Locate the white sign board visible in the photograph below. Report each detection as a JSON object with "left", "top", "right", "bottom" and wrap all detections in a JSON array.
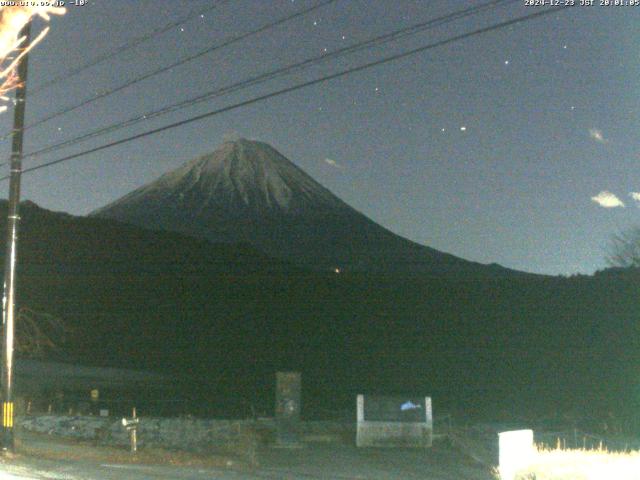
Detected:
[{"left": 356, "top": 395, "right": 433, "bottom": 448}]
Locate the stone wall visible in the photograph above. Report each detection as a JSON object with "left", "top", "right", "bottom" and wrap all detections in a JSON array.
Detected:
[
  {"left": 16, "top": 415, "right": 354, "bottom": 453},
  {"left": 17, "top": 415, "right": 257, "bottom": 454}
]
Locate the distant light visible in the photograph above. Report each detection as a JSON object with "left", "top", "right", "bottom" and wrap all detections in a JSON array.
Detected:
[
  {"left": 441, "top": 128, "right": 445, "bottom": 132},
  {"left": 334, "top": 267, "right": 341, "bottom": 274},
  {"left": 460, "top": 126, "right": 466, "bottom": 132}
]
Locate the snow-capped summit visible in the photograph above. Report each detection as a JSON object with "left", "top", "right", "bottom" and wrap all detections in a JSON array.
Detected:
[
  {"left": 130, "top": 138, "right": 349, "bottom": 215},
  {"left": 91, "top": 139, "right": 519, "bottom": 276}
]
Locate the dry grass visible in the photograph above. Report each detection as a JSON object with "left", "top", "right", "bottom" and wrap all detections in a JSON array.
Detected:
[{"left": 500, "top": 444, "right": 640, "bottom": 480}]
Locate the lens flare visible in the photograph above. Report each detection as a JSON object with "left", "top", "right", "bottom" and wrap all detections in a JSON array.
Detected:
[{"left": 0, "top": 6, "right": 65, "bottom": 106}]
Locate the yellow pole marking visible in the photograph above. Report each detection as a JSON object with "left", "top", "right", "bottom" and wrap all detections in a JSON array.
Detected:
[{"left": 3, "top": 402, "right": 13, "bottom": 428}]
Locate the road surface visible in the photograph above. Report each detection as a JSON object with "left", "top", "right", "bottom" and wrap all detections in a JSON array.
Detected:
[{"left": 0, "top": 433, "right": 493, "bottom": 479}]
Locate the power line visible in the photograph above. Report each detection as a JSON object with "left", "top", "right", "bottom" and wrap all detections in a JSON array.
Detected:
[
  {"left": 0, "top": 5, "right": 570, "bottom": 182},
  {"left": 23, "top": 0, "right": 518, "bottom": 160},
  {"left": 29, "top": 1, "right": 230, "bottom": 95},
  {"left": 13, "top": 5, "right": 567, "bottom": 176},
  {"left": 7, "top": 0, "right": 339, "bottom": 138}
]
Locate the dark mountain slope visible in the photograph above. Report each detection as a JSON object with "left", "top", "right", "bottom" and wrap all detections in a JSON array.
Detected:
[{"left": 9, "top": 200, "right": 292, "bottom": 275}]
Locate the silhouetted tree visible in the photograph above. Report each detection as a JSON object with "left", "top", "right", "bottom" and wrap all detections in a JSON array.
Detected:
[{"left": 607, "top": 227, "right": 640, "bottom": 268}]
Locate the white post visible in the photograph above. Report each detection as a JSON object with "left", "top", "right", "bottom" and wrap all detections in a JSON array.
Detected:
[
  {"left": 498, "top": 429, "right": 534, "bottom": 480},
  {"left": 356, "top": 395, "right": 364, "bottom": 447},
  {"left": 130, "top": 407, "right": 137, "bottom": 453}
]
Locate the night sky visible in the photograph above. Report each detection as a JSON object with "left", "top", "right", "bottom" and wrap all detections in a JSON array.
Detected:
[{"left": 0, "top": 0, "right": 637, "bottom": 276}]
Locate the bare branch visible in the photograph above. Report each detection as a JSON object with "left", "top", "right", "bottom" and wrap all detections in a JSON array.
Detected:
[
  {"left": 15, "top": 306, "right": 71, "bottom": 358},
  {"left": 606, "top": 227, "right": 640, "bottom": 268}
]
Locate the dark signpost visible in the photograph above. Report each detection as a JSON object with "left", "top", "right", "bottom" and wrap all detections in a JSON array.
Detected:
[{"left": 275, "top": 371, "right": 301, "bottom": 448}]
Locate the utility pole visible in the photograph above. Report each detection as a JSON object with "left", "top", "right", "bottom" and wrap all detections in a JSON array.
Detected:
[{"left": 1, "top": 21, "right": 31, "bottom": 452}]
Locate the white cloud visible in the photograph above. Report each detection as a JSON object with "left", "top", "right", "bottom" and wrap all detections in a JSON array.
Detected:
[
  {"left": 589, "top": 128, "right": 608, "bottom": 144},
  {"left": 630, "top": 192, "right": 640, "bottom": 204},
  {"left": 591, "top": 191, "right": 624, "bottom": 208},
  {"left": 324, "top": 158, "right": 343, "bottom": 169}
]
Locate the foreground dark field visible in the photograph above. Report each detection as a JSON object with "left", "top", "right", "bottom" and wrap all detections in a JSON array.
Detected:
[{"left": 31, "top": 271, "right": 639, "bottom": 424}]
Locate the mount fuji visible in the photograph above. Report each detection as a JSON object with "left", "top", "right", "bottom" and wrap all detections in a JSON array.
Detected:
[{"left": 91, "top": 139, "right": 521, "bottom": 277}]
